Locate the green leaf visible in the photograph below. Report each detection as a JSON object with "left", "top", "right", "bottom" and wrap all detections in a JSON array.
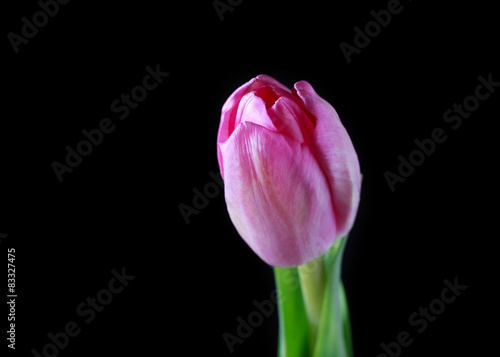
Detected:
[
  {"left": 274, "top": 266, "right": 311, "bottom": 357},
  {"left": 339, "top": 281, "right": 354, "bottom": 357},
  {"left": 313, "top": 235, "right": 353, "bottom": 357},
  {"left": 323, "top": 237, "right": 344, "bottom": 273}
]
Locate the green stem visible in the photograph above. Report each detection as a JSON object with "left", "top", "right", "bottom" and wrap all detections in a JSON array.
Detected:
[{"left": 298, "top": 256, "right": 327, "bottom": 353}]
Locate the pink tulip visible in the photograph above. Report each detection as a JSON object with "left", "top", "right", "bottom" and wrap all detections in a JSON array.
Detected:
[{"left": 217, "top": 75, "right": 361, "bottom": 267}]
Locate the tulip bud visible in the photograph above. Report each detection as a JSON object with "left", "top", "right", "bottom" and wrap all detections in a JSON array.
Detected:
[{"left": 217, "top": 75, "right": 361, "bottom": 267}]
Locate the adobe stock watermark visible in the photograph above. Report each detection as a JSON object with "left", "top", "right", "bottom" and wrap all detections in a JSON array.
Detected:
[
  {"left": 51, "top": 63, "right": 169, "bottom": 182},
  {"left": 178, "top": 170, "right": 224, "bottom": 224},
  {"left": 223, "top": 290, "right": 278, "bottom": 354},
  {"left": 340, "top": 0, "right": 412, "bottom": 64},
  {"left": 7, "top": 0, "right": 71, "bottom": 54},
  {"left": 223, "top": 242, "right": 329, "bottom": 353},
  {"left": 384, "top": 73, "right": 499, "bottom": 192},
  {"left": 375, "top": 277, "right": 467, "bottom": 357},
  {"left": 30, "top": 267, "right": 135, "bottom": 357},
  {"left": 213, "top": 0, "right": 243, "bottom": 22}
]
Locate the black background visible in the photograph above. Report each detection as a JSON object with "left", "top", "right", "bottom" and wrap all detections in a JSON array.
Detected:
[{"left": 1, "top": 0, "right": 498, "bottom": 356}]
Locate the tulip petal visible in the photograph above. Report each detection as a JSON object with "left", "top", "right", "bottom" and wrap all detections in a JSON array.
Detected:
[
  {"left": 268, "top": 98, "right": 304, "bottom": 143},
  {"left": 219, "top": 121, "right": 337, "bottom": 267},
  {"left": 236, "top": 92, "right": 277, "bottom": 132},
  {"left": 217, "top": 75, "right": 291, "bottom": 179},
  {"left": 293, "top": 81, "right": 361, "bottom": 238},
  {"left": 267, "top": 97, "right": 316, "bottom": 143}
]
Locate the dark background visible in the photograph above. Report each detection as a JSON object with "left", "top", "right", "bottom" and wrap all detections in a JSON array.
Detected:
[{"left": 1, "top": 0, "right": 498, "bottom": 356}]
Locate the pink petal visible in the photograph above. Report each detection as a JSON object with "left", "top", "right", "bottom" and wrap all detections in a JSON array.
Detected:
[
  {"left": 267, "top": 97, "right": 316, "bottom": 143},
  {"left": 217, "top": 75, "right": 290, "bottom": 179},
  {"left": 219, "top": 121, "right": 337, "bottom": 267},
  {"left": 236, "top": 92, "right": 276, "bottom": 132},
  {"left": 293, "top": 81, "right": 361, "bottom": 238}
]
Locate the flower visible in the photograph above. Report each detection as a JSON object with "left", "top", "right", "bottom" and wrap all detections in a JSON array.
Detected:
[{"left": 217, "top": 75, "right": 360, "bottom": 267}]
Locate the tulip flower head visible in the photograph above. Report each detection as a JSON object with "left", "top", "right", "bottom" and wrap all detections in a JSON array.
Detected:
[{"left": 217, "top": 75, "right": 360, "bottom": 267}]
